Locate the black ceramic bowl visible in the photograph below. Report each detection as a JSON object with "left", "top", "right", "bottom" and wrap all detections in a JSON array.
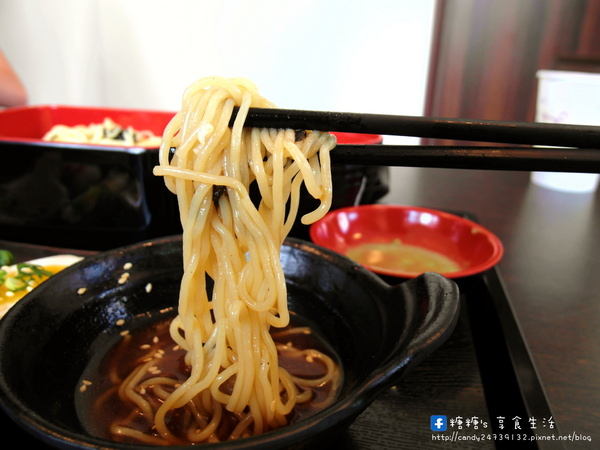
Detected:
[{"left": 0, "top": 236, "right": 459, "bottom": 449}]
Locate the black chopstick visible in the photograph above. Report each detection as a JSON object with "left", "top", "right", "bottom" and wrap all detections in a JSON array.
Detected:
[
  {"left": 330, "top": 145, "right": 600, "bottom": 173},
  {"left": 232, "top": 107, "right": 600, "bottom": 148}
]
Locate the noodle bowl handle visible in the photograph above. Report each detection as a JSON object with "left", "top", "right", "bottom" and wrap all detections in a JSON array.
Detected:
[{"left": 379, "top": 272, "right": 460, "bottom": 383}]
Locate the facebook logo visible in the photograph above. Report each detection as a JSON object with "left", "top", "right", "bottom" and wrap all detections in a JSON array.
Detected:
[{"left": 430, "top": 415, "right": 447, "bottom": 432}]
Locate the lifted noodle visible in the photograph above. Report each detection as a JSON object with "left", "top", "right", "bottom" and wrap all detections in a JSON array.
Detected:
[{"left": 105, "top": 76, "right": 338, "bottom": 444}]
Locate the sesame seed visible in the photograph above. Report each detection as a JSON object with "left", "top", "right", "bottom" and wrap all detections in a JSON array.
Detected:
[
  {"left": 118, "top": 272, "right": 130, "bottom": 284},
  {"left": 77, "top": 287, "right": 87, "bottom": 295},
  {"left": 123, "top": 262, "right": 133, "bottom": 270},
  {"left": 79, "top": 380, "right": 92, "bottom": 392}
]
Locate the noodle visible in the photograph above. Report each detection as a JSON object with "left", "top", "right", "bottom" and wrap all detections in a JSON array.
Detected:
[
  {"left": 43, "top": 117, "right": 162, "bottom": 147},
  {"left": 100, "top": 76, "right": 338, "bottom": 444}
]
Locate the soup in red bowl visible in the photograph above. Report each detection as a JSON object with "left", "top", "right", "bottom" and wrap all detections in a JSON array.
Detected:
[{"left": 310, "top": 204, "right": 503, "bottom": 279}]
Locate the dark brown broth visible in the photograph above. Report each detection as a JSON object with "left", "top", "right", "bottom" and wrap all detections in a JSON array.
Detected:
[{"left": 75, "top": 314, "right": 341, "bottom": 444}]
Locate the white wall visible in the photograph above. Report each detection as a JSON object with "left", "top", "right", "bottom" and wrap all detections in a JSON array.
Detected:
[{"left": 0, "top": 0, "right": 436, "bottom": 201}]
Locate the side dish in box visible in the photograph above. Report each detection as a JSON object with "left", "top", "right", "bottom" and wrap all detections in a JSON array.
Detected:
[
  {"left": 0, "top": 105, "right": 174, "bottom": 148},
  {"left": 0, "top": 105, "right": 182, "bottom": 250}
]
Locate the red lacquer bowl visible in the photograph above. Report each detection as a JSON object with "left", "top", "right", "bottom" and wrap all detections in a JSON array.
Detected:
[{"left": 310, "top": 204, "right": 504, "bottom": 279}]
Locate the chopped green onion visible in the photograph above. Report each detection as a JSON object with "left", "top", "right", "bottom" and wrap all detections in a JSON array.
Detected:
[
  {"left": 0, "top": 250, "right": 14, "bottom": 266},
  {"left": 1, "top": 261, "right": 54, "bottom": 292},
  {"left": 5, "top": 277, "right": 26, "bottom": 292}
]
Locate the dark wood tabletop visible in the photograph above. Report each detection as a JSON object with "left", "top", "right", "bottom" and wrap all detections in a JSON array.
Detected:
[{"left": 383, "top": 167, "right": 599, "bottom": 446}]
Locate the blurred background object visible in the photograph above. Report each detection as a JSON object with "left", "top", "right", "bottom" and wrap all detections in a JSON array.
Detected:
[
  {"left": 0, "top": 0, "right": 434, "bottom": 139},
  {"left": 0, "top": 49, "right": 27, "bottom": 107},
  {"left": 424, "top": 0, "right": 600, "bottom": 146},
  {"left": 0, "top": 105, "right": 178, "bottom": 250},
  {"left": 0, "top": 0, "right": 436, "bottom": 247},
  {"left": 531, "top": 70, "right": 600, "bottom": 193}
]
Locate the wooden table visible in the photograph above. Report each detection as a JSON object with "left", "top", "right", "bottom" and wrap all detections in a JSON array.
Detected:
[{"left": 383, "top": 167, "right": 599, "bottom": 446}]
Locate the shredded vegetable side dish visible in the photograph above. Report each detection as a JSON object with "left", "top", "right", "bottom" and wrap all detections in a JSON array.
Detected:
[{"left": 42, "top": 118, "right": 162, "bottom": 147}]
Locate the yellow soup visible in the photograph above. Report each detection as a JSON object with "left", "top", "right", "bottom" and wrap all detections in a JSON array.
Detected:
[
  {"left": 346, "top": 239, "right": 460, "bottom": 275},
  {"left": 0, "top": 255, "right": 83, "bottom": 318}
]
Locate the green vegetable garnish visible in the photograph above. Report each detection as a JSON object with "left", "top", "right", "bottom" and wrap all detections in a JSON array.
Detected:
[
  {"left": 0, "top": 257, "right": 54, "bottom": 292},
  {"left": 5, "top": 276, "right": 26, "bottom": 291},
  {"left": 0, "top": 250, "right": 14, "bottom": 266}
]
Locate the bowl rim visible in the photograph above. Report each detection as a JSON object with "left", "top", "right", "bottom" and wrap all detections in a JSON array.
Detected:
[{"left": 309, "top": 203, "right": 504, "bottom": 279}]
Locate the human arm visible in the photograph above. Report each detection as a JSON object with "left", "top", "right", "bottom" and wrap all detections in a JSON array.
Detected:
[{"left": 0, "top": 50, "right": 27, "bottom": 107}]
